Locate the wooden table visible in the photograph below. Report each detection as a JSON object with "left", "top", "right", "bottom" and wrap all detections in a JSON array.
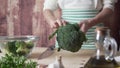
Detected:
[{"left": 28, "top": 47, "right": 96, "bottom": 68}]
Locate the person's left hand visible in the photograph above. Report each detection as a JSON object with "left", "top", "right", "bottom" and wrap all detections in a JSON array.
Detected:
[{"left": 78, "top": 19, "right": 91, "bottom": 33}]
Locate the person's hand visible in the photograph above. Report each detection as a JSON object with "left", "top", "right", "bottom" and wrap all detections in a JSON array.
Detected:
[
  {"left": 78, "top": 19, "right": 91, "bottom": 33},
  {"left": 50, "top": 19, "right": 67, "bottom": 29}
]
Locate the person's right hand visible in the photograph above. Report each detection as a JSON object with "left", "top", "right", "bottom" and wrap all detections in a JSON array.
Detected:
[{"left": 50, "top": 19, "right": 67, "bottom": 29}]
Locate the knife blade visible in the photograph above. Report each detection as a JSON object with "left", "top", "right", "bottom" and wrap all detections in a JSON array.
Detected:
[{"left": 38, "top": 46, "right": 55, "bottom": 59}]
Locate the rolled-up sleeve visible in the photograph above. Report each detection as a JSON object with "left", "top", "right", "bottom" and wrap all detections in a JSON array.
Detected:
[
  {"left": 103, "top": 0, "right": 116, "bottom": 11},
  {"left": 43, "top": 0, "right": 58, "bottom": 11}
]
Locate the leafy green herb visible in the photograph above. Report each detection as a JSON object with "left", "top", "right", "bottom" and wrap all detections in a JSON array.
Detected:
[{"left": 0, "top": 54, "right": 37, "bottom": 68}]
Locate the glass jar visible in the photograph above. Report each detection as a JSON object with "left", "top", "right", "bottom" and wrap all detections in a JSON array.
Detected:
[{"left": 84, "top": 27, "right": 118, "bottom": 68}]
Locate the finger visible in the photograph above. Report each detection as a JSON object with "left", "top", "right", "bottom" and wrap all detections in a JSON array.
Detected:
[
  {"left": 55, "top": 22, "right": 59, "bottom": 28},
  {"left": 53, "top": 22, "right": 59, "bottom": 29},
  {"left": 79, "top": 20, "right": 88, "bottom": 27},
  {"left": 56, "top": 19, "right": 62, "bottom": 26},
  {"left": 62, "top": 20, "right": 68, "bottom": 26},
  {"left": 80, "top": 23, "right": 87, "bottom": 33},
  {"left": 78, "top": 21, "right": 84, "bottom": 27}
]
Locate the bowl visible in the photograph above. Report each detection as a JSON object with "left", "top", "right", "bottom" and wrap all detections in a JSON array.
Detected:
[{"left": 0, "top": 35, "right": 39, "bottom": 57}]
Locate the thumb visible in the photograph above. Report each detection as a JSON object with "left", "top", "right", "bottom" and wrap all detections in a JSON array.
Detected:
[
  {"left": 78, "top": 21, "right": 84, "bottom": 28},
  {"left": 79, "top": 23, "right": 87, "bottom": 33}
]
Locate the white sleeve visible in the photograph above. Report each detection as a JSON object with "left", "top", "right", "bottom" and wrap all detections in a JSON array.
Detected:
[
  {"left": 43, "top": 0, "right": 58, "bottom": 11},
  {"left": 103, "top": 0, "right": 116, "bottom": 11}
]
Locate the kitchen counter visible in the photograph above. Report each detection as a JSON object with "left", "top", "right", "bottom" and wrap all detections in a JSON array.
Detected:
[
  {"left": 28, "top": 47, "right": 96, "bottom": 68},
  {"left": 0, "top": 47, "right": 120, "bottom": 68}
]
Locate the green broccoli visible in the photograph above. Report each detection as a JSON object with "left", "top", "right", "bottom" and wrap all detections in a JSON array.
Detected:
[
  {"left": 6, "top": 41, "right": 17, "bottom": 55},
  {"left": 26, "top": 41, "right": 34, "bottom": 49},
  {"left": 16, "top": 48, "right": 30, "bottom": 56},
  {"left": 4, "top": 40, "right": 33, "bottom": 56},
  {"left": 49, "top": 23, "right": 87, "bottom": 52},
  {"left": 15, "top": 41, "right": 26, "bottom": 48}
]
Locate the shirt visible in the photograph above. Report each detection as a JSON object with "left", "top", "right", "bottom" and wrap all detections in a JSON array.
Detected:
[{"left": 43, "top": 0, "right": 116, "bottom": 11}]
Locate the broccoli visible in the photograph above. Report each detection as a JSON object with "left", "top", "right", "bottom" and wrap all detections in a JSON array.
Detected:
[
  {"left": 4, "top": 40, "right": 34, "bottom": 56},
  {"left": 15, "top": 41, "right": 26, "bottom": 48},
  {"left": 49, "top": 23, "right": 87, "bottom": 52},
  {"left": 6, "top": 41, "right": 17, "bottom": 55},
  {"left": 26, "top": 41, "right": 34, "bottom": 49},
  {"left": 16, "top": 48, "right": 30, "bottom": 56}
]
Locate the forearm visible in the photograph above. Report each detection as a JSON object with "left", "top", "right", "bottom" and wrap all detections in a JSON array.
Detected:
[
  {"left": 43, "top": 9, "right": 66, "bottom": 28},
  {"left": 43, "top": 9, "right": 57, "bottom": 24},
  {"left": 89, "top": 8, "right": 113, "bottom": 27}
]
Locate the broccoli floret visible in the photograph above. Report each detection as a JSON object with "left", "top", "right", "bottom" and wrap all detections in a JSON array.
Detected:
[
  {"left": 26, "top": 41, "right": 34, "bottom": 49},
  {"left": 4, "top": 40, "right": 32, "bottom": 56},
  {"left": 16, "top": 48, "right": 30, "bottom": 56},
  {"left": 15, "top": 41, "right": 26, "bottom": 48},
  {"left": 6, "top": 41, "right": 17, "bottom": 55}
]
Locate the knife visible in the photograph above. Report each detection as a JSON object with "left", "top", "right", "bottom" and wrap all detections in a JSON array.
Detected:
[{"left": 38, "top": 46, "right": 55, "bottom": 59}]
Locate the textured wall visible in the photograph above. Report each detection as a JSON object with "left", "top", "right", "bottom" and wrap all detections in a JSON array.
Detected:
[
  {"left": 0, "top": 0, "right": 7, "bottom": 36},
  {"left": 0, "top": 0, "right": 55, "bottom": 47}
]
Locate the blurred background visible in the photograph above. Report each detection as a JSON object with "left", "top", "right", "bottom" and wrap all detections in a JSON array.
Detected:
[{"left": 0, "top": 0, "right": 120, "bottom": 49}]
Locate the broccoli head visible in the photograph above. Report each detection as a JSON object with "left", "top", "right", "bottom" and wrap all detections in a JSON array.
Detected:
[{"left": 49, "top": 23, "right": 87, "bottom": 52}]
